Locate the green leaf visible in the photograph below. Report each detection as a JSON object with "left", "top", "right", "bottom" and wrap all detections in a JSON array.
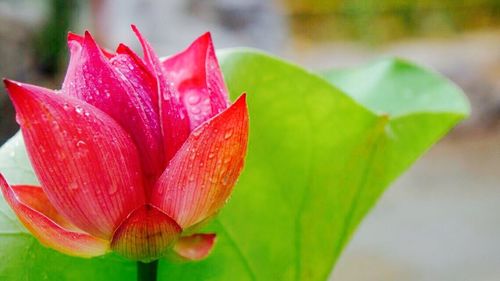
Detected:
[{"left": 0, "top": 50, "right": 468, "bottom": 280}]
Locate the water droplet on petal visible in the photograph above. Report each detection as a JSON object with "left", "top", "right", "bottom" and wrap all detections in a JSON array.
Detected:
[
  {"left": 190, "top": 107, "right": 201, "bottom": 114},
  {"left": 108, "top": 185, "right": 118, "bottom": 195},
  {"left": 208, "top": 152, "right": 215, "bottom": 159},
  {"left": 69, "top": 182, "right": 79, "bottom": 190},
  {"left": 75, "top": 106, "right": 84, "bottom": 115},
  {"left": 187, "top": 94, "right": 200, "bottom": 105},
  {"left": 192, "top": 128, "right": 202, "bottom": 137},
  {"left": 76, "top": 140, "right": 86, "bottom": 148},
  {"left": 224, "top": 129, "right": 233, "bottom": 139}
]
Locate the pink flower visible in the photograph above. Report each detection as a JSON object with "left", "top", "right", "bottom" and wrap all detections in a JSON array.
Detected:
[{"left": 0, "top": 25, "right": 248, "bottom": 262}]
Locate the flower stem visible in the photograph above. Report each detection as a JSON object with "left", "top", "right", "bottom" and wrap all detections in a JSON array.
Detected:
[{"left": 137, "top": 260, "right": 158, "bottom": 281}]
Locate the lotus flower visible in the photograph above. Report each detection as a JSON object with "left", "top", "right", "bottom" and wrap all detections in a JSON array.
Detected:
[{"left": 0, "top": 26, "right": 249, "bottom": 262}]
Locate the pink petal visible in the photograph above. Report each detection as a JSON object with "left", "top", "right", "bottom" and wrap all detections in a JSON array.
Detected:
[
  {"left": 131, "top": 25, "right": 191, "bottom": 163},
  {"left": 151, "top": 94, "right": 249, "bottom": 228},
  {"left": 67, "top": 32, "right": 115, "bottom": 59},
  {"left": 172, "top": 233, "right": 216, "bottom": 261},
  {"left": 63, "top": 31, "right": 165, "bottom": 187},
  {"left": 162, "top": 32, "right": 229, "bottom": 129},
  {"left": 5, "top": 80, "right": 145, "bottom": 239},
  {"left": 111, "top": 204, "right": 181, "bottom": 262},
  {"left": 113, "top": 43, "right": 159, "bottom": 113},
  {"left": 0, "top": 174, "right": 109, "bottom": 258}
]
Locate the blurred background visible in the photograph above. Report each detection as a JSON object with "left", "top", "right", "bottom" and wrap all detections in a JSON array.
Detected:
[{"left": 0, "top": 0, "right": 499, "bottom": 280}]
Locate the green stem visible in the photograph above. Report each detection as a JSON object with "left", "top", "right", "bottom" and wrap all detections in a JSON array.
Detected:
[{"left": 137, "top": 260, "right": 158, "bottom": 281}]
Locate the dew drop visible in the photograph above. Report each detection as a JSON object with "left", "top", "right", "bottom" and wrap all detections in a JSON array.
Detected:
[
  {"left": 187, "top": 94, "right": 200, "bottom": 105},
  {"left": 190, "top": 106, "right": 201, "bottom": 114},
  {"left": 108, "top": 185, "right": 118, "bottom": 195},
  {"left": 75, "top": 106, "right": 84, "bottom": 115},
  {"left": 224, "top": 129, "right": 233, "bottom": 139},
  {"left": 208, "top": 152, "right": 215, "bottom": 159},
  {"left": 15, "top": 114, "right": 24, "bottom": 126},
  {"left": 69, "top": 182, "right": 79, "bottom": 190},
  {"left": 192, "top": 128, "right": 202, "bottom": 137},
  {"left": 76, "top": 140, "right": 86, "bottom": 148}
]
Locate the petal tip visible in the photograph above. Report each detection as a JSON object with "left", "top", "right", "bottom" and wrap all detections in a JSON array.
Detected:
[{"left": 173, "top": 233, "right": 217, "bottom": 261}]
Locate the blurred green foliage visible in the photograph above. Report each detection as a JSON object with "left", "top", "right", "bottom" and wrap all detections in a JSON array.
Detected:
[
  {"left": 284, "top": 0, "right": 500, "bottom": 43},
  {"left": 33, "top": 0, "right": 77, "bottom": 76}
]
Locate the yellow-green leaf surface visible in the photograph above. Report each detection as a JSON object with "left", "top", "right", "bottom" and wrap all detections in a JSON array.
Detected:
[{"left": 0, "top": 50, "right": 469, "bottom": 280}]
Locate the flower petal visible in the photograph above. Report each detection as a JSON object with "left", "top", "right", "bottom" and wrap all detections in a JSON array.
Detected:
[
  {"left": 5, "top": 80, "right": 145, "bottom": 239},
  {"left": 113, "top": 43, "right": 159, "bottom": 113},
  {"left": 151, "top": 94, "right": 249, "bottom": 228},
  {"left": 131, "top": 25, "right": 191, "bottom": 162},
  {"left": 0, "top": 174, "right": 109, "bottom": 258},
  {"left": 111, "top": 204, "right": 181, "bottom": 262},
  {"left": 172, "top": 233, "right": 216, "bottom": 261},
  {"left": 9, "top": 184, "right": 77, "bottom": 230},
  {"left": 162, "top": 32, "right": 229, "bottom": 129},
  {"left": 67, "top": 32, "right": 115, "bottom": 58},
  {"left": 63, "top": 31, "right": 165, "bottom": 186}
]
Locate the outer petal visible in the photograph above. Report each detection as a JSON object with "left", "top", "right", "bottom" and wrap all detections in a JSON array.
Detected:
[
  {"left": 0, "top": 175, "right": 109, "bottom": 258},
  {"left": 151, "top": 94, "right": 249, "bottom": 228},
  {"left": 111, "top": 204, "right": 181, "bottom": 262},
  {"left": 5, "top": 80, "right": 145, "bottom": 239},
  {"left": 131, "top": 25, "right": 191, "bottom": 163},
  {"left": 9, "top": 184, "right": 77, "bottom": 231},
  {"left": 63, "top": 31, "right": 164, "bottom": 185},
  {"left": 162, "top": 32, "right": 229, "bottom": 129},
  {"left": 172, "top": 233, "right": 216, "bottom": 261}
]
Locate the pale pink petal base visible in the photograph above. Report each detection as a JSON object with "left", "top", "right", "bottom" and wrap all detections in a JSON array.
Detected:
[
  {"left": 172, "top": 233, "right": 216, "bottom": 261},
  {"left": 0, "top": 174, "right": 109, "bottom": 258},
  {"left": 9, "top": 184, "right": 79, "bottom": 231},
  {"left": 111, "top": 204, "right": 182, "bottom": 262}
]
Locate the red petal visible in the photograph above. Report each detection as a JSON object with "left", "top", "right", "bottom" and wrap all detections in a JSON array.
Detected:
[
  {"left": 131, "top": 25, "right": 191, "bottom": 163},
  {"left": 111, "top": 204, "right": 181, "bottom": 262},
  {"left": 63, "top": 31, "right": 165, "bottom": 186},
  {"left": 0, "top": 174, "right": 109, "bottom": 258},
  {"left": 162, "top": 32, "right": 229, "bottom": 129},
  {"left": 151, "top": 94, "right": 249, "bottom": 228},
  {"left": 172, "top": 233, "right": 216, "bottom": 261},
  {"left": 5, "top": 80, "right": 145, "bottom": 239}
]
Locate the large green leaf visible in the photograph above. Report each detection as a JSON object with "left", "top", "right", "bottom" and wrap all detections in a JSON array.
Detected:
[{"left": 0, "top": 50, "right": 468, "bottom": 281}]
